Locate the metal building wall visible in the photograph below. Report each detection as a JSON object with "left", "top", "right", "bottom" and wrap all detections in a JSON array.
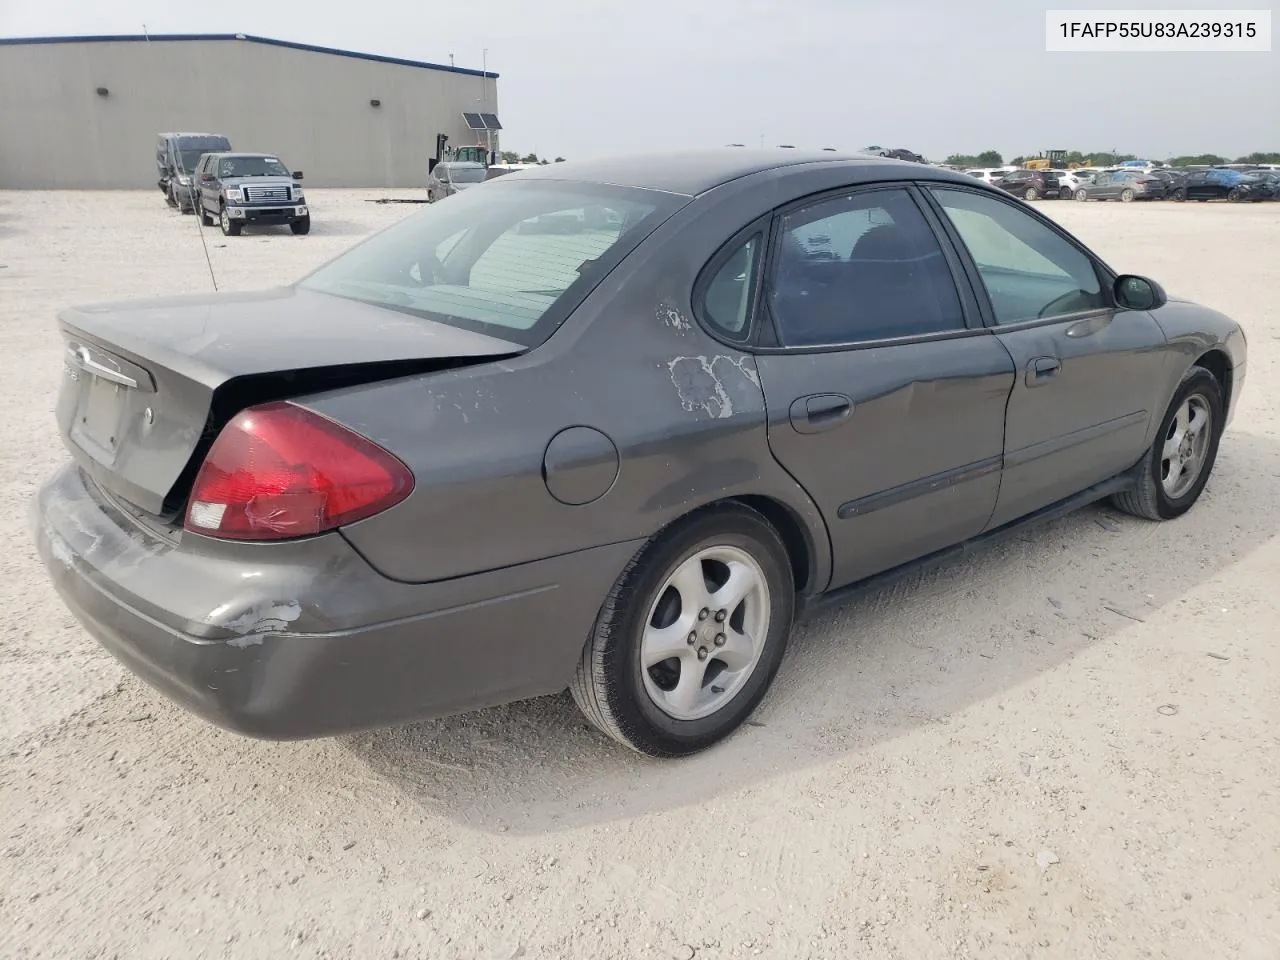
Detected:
[{"left": 0, "top": 37, "right": 500, "bottom": 188}]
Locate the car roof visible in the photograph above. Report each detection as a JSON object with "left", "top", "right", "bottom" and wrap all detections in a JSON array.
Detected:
[
  {"left": 210, "top": 152, "right": 286, "bottom": 160},
  {"left": 160, "top": 133, "right": 230, "bottom": 141},
  {"left": 511, "top": 149, "right": 975, "bottom": 196}
]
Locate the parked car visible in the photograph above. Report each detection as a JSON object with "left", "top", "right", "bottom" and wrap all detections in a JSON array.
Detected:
[
  {"left": 1146, "top": 169, "right": 1186, "bottom": 193},
  {"left": 861, "top": 147, "right": 926, "bottom": 163},
  {"left": 427, "top": 161, "right": 488, "bottom": 201},
  {"left": 1050, "top": 169, "right": 1087, "bottom": 198},
  {"left": 32, "top": 150, "right": 1247, "bottom": 757},
  {"left": 993, "top": 168, "right": 1062, "bottom": 200},
  {"left": 1248, "top": 172, "right": 1280, "bottom": 199},
  {"left": 156, "top": 132, "right": 231, "bottom": 213},
  {"left": 1074, "top": 169, "right": 1168, "bottom": 202},
  {"left": 1171, "top": 167, "right": 1271, "bottom": 202},
  {"left": 964, "top": 167, "right": 1016, "bottom": 185},
  {"left": 194, "top": 152, "right": 309, "bottom": 236}
]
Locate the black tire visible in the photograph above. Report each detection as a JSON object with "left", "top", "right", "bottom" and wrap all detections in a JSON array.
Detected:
[
  {"left": 1024, "top": 187, "right": 1039, "bottom": 201},
  {"left": 1059, "top": 186, "right": 1073, "bottom": 200},
  {"left": 218, "top": 205, "right": 242, "bottom": 237},
  {"left": 1075, "top": 189, "right": 1088, "bottom": 201},
  {"left": 1111, "top": 365, "right": 1223, "bottom": 521},
  {"left": 1172, "top": 188, "right": 1186, "bottom": 202},
  {"left": 571, "top": 502, "right": 795, "bottom": 757},
  {"left": 290, "top": 215, "right": 311, "bottom": 235},
  {"left": 1120, "top": 188, "right": 1135, "bottom": 202},
  {"left": 199, "top": 204, "right": 214, "bottom": 227}
]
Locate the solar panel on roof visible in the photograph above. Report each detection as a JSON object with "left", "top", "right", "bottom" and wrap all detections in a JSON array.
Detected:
[
  {"left": 462, "top": 112, "right": 486, "bottom": 130},
  {"left": 479, "top": 113, "right": 503, "bottom": 130}
]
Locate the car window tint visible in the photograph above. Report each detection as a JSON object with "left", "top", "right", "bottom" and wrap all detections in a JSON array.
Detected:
[
  {"left": 701, "top": 235, "right": 760, "bottom": 339},
  {"left": 931, "top": 187, "right": 1105, "bottom": 325},
  {"left": 768, "top": 188, "right": 965, "bottom": 346}
]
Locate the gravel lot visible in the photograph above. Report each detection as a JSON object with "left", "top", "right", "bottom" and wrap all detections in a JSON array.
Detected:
[{"left": 1, "top": 190, "right": 1278, "bottom": 960}]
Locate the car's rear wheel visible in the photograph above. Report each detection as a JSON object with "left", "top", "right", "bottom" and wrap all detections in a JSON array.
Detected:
[
  {"left": 1172, "top": 188, "right": 1186, "bottom": 202},
  {"left": 290, "top": 215, "right": 311, "bottom": 235},
  {"left": 1111, "top": 365, "right": 1223, "bottom": 521},
  {"left": 1227, "top": 187, "right": 1244, "bottom": 202},
  {"left": 1059, "top": 186, "right": 1073, "bottom": 199},
  {"left": 219, "top": 205, "right": 242, "bottom": 237},
  {"left": 1120, "top": 188, "right": 1135, "bottom": 202},
  {"left": 571, "top": 502, "right": 794, "bottom": 757},
  {"left": 1075, "top": 189, "right": 1088, "bottom": 201},
  {"left": 1024, "top": 186, "right": 1039, "bottom": 201}
]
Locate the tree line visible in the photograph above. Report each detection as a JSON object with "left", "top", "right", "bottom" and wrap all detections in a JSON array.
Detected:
[
  {"left": 499, "top": 152, "right": 566, "bottom": 165},
  {"left": 945, "top": 150, "right": 1280, "bottom": 167}
]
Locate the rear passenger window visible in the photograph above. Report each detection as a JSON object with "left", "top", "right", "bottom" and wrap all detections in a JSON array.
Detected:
[
  {"left": 700, "top": 235, "right": 760, "bottom": 340},
  {"left": 768, "top": 188, "right": 965, "bottom": 347}
]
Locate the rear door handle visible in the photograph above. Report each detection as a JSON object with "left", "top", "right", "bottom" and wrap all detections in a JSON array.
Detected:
[
  {"left": 789, "top": 394, "right": 853, "bottom": 434},
  {"left": 1025, "top": 356, "right": 1061, "bottom": 387}
]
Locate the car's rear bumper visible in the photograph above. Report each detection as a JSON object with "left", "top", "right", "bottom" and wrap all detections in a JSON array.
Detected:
[{"left": 31, "top": 463, "right": 641, "bottom": 739}]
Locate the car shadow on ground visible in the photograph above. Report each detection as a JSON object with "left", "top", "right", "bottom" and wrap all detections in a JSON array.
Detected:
[{"left": 336, "top": 429, "right": 1280, "bottom": 835}]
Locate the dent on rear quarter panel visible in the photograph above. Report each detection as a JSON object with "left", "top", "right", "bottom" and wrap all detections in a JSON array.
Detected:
[{"left": 305, "top": 170, "right": 833, "bottom": 590}]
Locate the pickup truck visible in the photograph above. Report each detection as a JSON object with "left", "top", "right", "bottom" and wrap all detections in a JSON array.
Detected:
[{"left": 193, "top": 152, "right": 309, "bottom": 236}]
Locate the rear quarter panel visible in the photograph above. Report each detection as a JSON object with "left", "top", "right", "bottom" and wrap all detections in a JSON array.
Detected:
[{"left": 301, "top": 169, "right": 854, "bottom": 590}]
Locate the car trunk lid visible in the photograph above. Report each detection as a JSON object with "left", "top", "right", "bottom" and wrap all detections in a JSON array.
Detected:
[{"left": 55, "top": 286, "right": 524, "bottom": 517}]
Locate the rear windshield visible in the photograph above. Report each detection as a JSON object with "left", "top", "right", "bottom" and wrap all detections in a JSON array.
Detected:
[
  {"left": 299, "top": 179, "right": 684, "bottom": 347},
  {"left": 443, "top": 164, "right": 486, "bottom": 184}
]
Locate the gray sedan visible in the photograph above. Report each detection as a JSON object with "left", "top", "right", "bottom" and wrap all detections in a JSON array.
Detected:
[
  {"left": 1075, "top": 169, "right": 1168, "bottom": 201},
  {"left": 33, "top": 151, "right": 1247, "bottom": 757}
]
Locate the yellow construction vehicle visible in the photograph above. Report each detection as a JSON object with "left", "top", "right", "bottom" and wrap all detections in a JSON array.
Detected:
[{"left": 1024, "top": 150, "right": 1068, "bottom": 170}]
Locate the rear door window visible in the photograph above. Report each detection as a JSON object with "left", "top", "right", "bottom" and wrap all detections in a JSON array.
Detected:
[{"left": 768, "top": 188, "right": 965, "bottom": 346}]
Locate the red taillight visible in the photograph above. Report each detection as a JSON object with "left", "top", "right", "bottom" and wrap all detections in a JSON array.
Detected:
[{"left": 184, "top": 401, "right": 414, "bottom": 541}]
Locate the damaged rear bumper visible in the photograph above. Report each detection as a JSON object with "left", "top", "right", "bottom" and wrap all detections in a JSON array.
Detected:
[{"left": 31, "top": 464, "right": 638, "bottom": 739}]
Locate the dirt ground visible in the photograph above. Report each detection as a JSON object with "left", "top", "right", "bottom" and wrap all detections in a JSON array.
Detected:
[{"left": 1, "top": 190, "right": 1277, "bottom": 960}]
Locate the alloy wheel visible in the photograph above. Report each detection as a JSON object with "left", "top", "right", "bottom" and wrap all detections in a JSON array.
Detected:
[
  {"left": 640, "top": 546, "right": 771, "bottom": 721},
  {"left": 1161, "top": 394, "right": 1213, "bottom": 499}
]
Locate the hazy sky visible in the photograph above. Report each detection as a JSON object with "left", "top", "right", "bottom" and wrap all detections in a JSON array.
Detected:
[{"left": 1, "top": 0, "right": 1276, "bottom": 161}]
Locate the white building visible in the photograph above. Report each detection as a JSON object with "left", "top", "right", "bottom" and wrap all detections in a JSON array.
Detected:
[{"left": 0, "top": 33, "right": 503, "bottom": 188}]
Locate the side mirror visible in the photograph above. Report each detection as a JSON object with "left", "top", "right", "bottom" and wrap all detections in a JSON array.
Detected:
[
  {"left": 292, "top": 170, "right": 304, "bottom": 180},
  {"left": 1114, "top": 274, "right": 1167, "bottom": 311}
]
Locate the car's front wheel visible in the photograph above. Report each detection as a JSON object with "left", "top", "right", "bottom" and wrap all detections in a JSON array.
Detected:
[
  {"left": 1059, "top": 186, "right": 1074, "bottom": 199},
  {"left": 1075, "top": 189, "right": 1088, "bottom": 201},
  {"left": 1172, "top": 188, "right": 1187, "bottom": 201},
  {"left": 571, "top": 502, "right": 795, "bottom": 757},
  {"left": 290, "top": 215, "right": 311, "bottom": 235},
  {"left": 219, "top": 205, "right": 242, "bottom": 237},
  {"left": 1112, "top": 365, "right": 1223, "bottom": 521}
]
